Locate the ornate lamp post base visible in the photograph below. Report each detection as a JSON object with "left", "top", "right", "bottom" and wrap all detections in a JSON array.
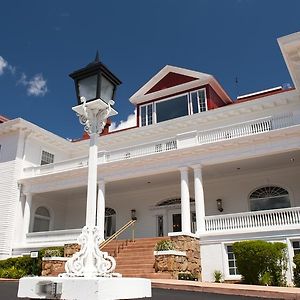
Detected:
[{"left": 61, "top": 226, "right": 120, "bottom": 278}]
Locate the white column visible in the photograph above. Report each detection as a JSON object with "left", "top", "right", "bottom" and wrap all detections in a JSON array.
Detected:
[
  {"left": 180, "top": 167, "right": 191, "bottom": 234},
  {"left": 193, "top": 165, "right": 206, "bottom": 234},
  {"left": 97, "top": 179, "right": 105, "bottom": 241},
  {"left": 86, "top": 133, "right": 98, "bottom": 227},
  {"left": 23, "top": 193, "right": 32, "bottom": 242}
]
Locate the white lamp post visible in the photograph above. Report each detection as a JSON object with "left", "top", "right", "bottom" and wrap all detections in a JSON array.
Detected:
[
  {"left": 64, "top": 53, "right": 121, "bottom": 277},
  {"left": 18, "top": 54, "right": 151, "bottom": 300}
]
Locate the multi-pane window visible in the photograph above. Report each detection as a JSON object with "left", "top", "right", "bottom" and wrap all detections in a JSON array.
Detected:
[
  {"left": 227, "top": 245, "right": 239, "bottom": 275},
  {"left": 293, "top": 241, "right": 300, "bottom": 255},
  {"left": 40, "top": 150, "right": 54, "bottom": 165},
  {"left": 190, "top": 89, "right": 207, "bottom": 113},
  {"left": 140, "top": 103, "right": 153, "bottom": 127},
  {"left": 139, "top": 88, "right": 207, "bottom": 127}
]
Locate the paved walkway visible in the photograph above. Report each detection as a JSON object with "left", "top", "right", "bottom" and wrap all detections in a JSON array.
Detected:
[{"left": 151, "top": 279, "right": 300, "bottom": 299}]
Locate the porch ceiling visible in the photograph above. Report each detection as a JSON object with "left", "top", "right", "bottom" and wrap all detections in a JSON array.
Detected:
[
  {"left": 204, "top": 149, "right": 300, "bottom": 179},
  {"left": 33, "top": 150, "right": 300, "bottom": 198}
]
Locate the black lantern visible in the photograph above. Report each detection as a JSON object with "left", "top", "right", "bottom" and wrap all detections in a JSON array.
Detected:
[
  {"left": 69, "top": 52, "right": 122, "bottom": 105},
  {"left": 216, "top": 199, "right": 223, "bottom": 212}
]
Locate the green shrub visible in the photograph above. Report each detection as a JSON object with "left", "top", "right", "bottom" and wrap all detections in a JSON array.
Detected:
[
  {"left": 40, "top": 247, "right": 64, "bottom": 258},
  {"left": 293, "top": 253, "right": 300, "bottom": 287},
  {"left": 0, "top": 266, "right": 27, "bottom": 279},
  {"left": 39, "top": 246, "right": 64, "bottom": 258},
  {"left": 0, "top": 256, "right": 39, "bottom": 279},
  {"left": 0, "top": 246, "right": 64, "bottom": 279},
  {"left": 155, "top": 240, "right": 174, "bottom": 251},
  {"left": 213, "top": 270, "right": 223, "bottom": 283},
  {"left": 233, "top": 240, "right": 287, "bottom": 286}
]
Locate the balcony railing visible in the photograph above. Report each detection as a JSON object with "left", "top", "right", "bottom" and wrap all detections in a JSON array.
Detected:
[
  {"left": 106, "top": 138, "right": 177, "bottom": 163},
  {"left": 23, "top": 113, "right": 294, "bottom": 178},
  {"left": 198, "top": 113, "right": 293, "bottom": 144},
  {"left": 205, "top": 206, "right": 300, "bottom": 232}
]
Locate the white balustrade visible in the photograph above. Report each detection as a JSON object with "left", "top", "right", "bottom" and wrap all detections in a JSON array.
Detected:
[
  {"left": 205, "top": 206, "right": 300, "bottom": 232},
  {"left": 106, "top": 138, "right": 177, "bottom": 162},
  {"left": 23, "top": 156, "right": 89, "bottom": 176},
  {"left": 26, "top": 228, "right": 82, "bottom": 245},
  {"left": 198, "top": 113, "right": 293, "bottom": 144},
  {"left": 22, "top": 113, "right": 294, "bottom": 178}
]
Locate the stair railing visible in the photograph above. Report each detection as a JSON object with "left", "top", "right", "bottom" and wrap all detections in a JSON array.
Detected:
[{"left": 100, "top": 219, "right": 137, "bottom": 256}]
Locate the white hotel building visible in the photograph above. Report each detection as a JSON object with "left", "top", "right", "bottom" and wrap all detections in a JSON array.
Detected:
[{"left": 1, "top": 31, "right": 300, "bottom": 283}]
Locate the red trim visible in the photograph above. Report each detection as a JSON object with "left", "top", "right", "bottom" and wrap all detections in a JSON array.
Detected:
[
  {"left": 0, "top": 115, "right": 9, "bottom": 123},
  {"left": 235, "top": 88, "right": 295, "bottom": 103},
  {"left": 145, "top": 72, "right": 198, "bottom": 94}
]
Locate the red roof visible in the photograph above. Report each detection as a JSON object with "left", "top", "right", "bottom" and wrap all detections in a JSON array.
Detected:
[
  {"left": 0, "top": 115, "right": 9, "bottom": 123},
  {"left": 235, "top": 87, "right": 295, "bottom": 103}
]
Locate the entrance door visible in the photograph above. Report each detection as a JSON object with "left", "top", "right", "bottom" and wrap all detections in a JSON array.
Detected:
[
  {"left": 172, "top": 213, "right": 182, "bottom": 232},
  {"left": 104, "top": 207, "right": 116, "bottom": 238},
  {"left": 168, "top": 210, "right": 195, "bottom": 233}
]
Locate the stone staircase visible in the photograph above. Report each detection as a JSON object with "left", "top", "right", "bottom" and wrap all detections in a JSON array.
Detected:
[{"left": 102, "top": 237, "right": 172, "bottom": 279}]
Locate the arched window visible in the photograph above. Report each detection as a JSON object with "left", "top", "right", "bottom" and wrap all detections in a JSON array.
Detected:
[
  {"left": 105, "top": 207, "right": 116, "bottom": 238},
  {"left": 249, "top": 186, "right": 290, "bottom": 211},
  {"left": 33, "top": 206, "right": 50, "bottom": 232},
  {"left": 156, "top": 198, "right": 195, "bottom": 207}
]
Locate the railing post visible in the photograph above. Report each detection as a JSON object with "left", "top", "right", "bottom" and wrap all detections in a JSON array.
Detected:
[{"left": 132, "top": 222, "right": 135, "bottom": 242}]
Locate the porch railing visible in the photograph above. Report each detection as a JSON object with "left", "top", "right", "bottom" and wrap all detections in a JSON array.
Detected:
[
  {"left": 205, "top": 206, "right": 300, "bottom": 232},
  {"left": 26, "top": 228, "right": 81, "bottom": 245},
  {"left": 198, "top": 113, "right": 293, "bottom": 145}
]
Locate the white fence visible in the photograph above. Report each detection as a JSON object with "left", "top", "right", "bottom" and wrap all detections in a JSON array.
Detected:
[{"left": 205, "top": 206, "right": 300, "bottom": 232}]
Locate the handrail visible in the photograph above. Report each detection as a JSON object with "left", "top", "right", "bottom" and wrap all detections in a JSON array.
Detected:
[{"left": 100, "top": 219, "right": 136, "bottom": 250}]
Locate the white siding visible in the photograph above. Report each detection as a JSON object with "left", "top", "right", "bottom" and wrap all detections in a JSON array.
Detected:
[{"left": 0, "top": 160, "right": 20, "bottom": 258}]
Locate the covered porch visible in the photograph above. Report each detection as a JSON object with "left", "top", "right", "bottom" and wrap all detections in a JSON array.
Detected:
[{"left": 16, "top": 149, "right": 300, "bottom": 253}]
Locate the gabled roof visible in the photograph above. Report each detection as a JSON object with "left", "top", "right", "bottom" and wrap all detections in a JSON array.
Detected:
[{"left": 130, "top": 65, "right": 232, "bottom": 105}]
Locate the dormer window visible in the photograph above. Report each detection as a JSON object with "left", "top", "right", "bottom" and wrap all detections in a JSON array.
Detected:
[{"left": 139, "top": 88, "right": 207, "bottom": 127}]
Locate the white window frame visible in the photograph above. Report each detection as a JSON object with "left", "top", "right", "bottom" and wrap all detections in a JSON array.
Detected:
[
  {"left": 31, "top": 206, "right": 52, "bottom": 233},
  {"left": 139, "top": 88, "right": 207, "bottom": 127},
  {"left": 189, "top": 88, "right": 207, "bottom": 114},
  {"left": 139, "top": 103, "right": 154, "bottom": 127},
  {"left": 222, "top": 242, "right": 242, "bottom": 281},
  {"left": 248, "top": 185, "right": 291, "bottom": 212}
]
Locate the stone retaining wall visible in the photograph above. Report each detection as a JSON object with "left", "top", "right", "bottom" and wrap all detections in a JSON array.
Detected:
[
  {"left": 154, "top": 235, "right": 201, "bottom": 280},
  {"left": 42, "top": 258, "right": 67, "bottom": 276}
]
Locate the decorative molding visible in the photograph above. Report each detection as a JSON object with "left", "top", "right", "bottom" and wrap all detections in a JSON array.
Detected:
[{"left": 61, "top": 226, "right": 120, "bottom": 278}]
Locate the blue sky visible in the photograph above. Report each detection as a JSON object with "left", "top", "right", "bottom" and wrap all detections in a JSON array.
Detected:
[{"left": 0, "top": 0, "right": 299, "bottom": 139}]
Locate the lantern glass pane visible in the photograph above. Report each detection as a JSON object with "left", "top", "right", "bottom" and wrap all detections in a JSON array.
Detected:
[
  {"left": 78, "top": 75, "right": 98, "bottom": 102},
  {"left": 101, "top": 76, "right": 114, "bottom": 102}
]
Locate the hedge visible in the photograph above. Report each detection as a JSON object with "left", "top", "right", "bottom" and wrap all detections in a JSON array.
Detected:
[
  {"left": 0, "top": 256, "right": 39, "bottom": 279},
  {"left": 0, "top": 246, "right": 64, "bottom": 279},
  {"left": 293, "top": 253, "right": 300, "bottom": 287},
  {"left": 232, "top": 240, "right": 287, "bottom": 286}
]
